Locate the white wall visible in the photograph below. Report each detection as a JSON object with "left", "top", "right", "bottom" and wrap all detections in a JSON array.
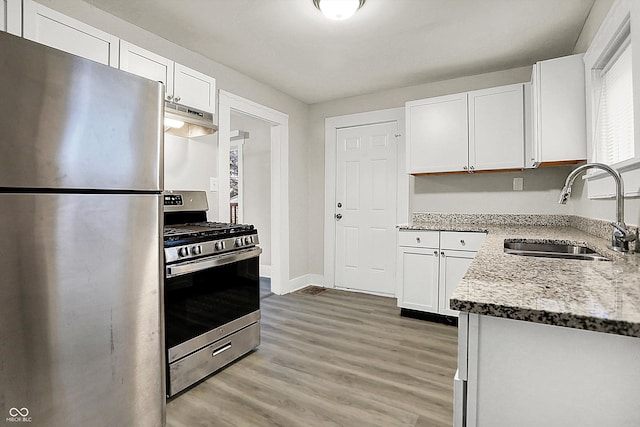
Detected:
[
  {"left": 34, "top": 0, "right": 636, "bottom": 283},
  {"left": 164, "top": 133, "right": 219, "bottom": 220},
  {"left": 230, "top": 112, "right": 272, "bottom": 267},
  {"left": 413, "top": 167, "right": 575, "bottom": 214},
  {"left": 307, "top": 1, "right": 632, "bottom": 277},
  {"left": 308, "top": 66, "right": 533, "bottom": 274},
  {"left": 43, "top": 0, "right": 310, "bottom": 279}
]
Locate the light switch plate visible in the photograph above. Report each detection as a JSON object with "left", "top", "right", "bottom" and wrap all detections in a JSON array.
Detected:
[
  {"left": 209, "top": 177, "right": 218, "bottom": 192},
  {"left": 513, "top": 177, "right": 524, "bottom": 191}
]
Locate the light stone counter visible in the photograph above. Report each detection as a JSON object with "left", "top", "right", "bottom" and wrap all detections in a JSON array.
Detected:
[{"left": 400, "top": 214, "right": 640, "bottom": 337}]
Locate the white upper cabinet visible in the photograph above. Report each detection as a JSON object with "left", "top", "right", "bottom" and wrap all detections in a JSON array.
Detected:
[
  {"left": 406, "top": 83, "right": 525, "bottom": 174},
  {"left": 529, "top": 54, "right": 586, "bottom": 167},
  {"left": 468, "top": 84, "right": 524, "bottom": 171},
  {"left": 406, "top": 93, "right": 468, "bottom": 173},
  {"left": 173, "top": 63, "right": 216, "bottom": 113},
  {"left": 1, "top": 0, "right": 21, "bottom": 35},
  {"left": 23, "top": 0, "right": 119, "bottom": 67},
  {"left": 120, "top": 41, "right": 216, "bottom": 113},
  {"left": 119, "top": 41, "right": 174, "bottom": 97}
]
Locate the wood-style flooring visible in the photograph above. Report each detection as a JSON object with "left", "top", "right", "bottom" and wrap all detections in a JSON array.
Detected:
[{"left": 166, "top": 288, "right": 458, "bottom": 427}]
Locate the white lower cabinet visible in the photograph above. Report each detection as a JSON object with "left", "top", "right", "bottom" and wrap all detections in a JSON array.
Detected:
[
  {"left": 456, "top": 313, "right": 640, "bottom": 427},
  {"left": 439, "top": 250, "right": 475, "bottom": 317},
  {"left": 398, "top": 246, "right": 440, "bottom": 312},
  {"left": 397, "top": 230, "right": 485, "bottom": 317}
]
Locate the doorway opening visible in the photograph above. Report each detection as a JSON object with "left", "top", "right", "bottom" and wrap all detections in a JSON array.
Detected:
[
  {"left": 230, "top": 111, "right": 272, "bottom": 281},
  {"left": 218, "top": 90, "right": 290, "bottom": 295},
  {"left": 229, "top": 129, "right": 248, "bottom": 224}
]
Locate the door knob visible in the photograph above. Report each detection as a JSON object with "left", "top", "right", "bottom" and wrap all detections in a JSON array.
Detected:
[{"left": 335, "top": 213, "right": 343, "bottom": 220}]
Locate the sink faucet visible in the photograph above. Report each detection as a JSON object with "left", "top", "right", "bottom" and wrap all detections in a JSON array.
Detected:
[{"left": 559, "top": 163, "right": 636, "bottom": 252}]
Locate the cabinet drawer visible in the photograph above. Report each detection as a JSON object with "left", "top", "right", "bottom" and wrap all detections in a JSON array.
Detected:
[
  {"left": 440, "top": 231, "right": 486, "bottom": 251},
  {"left": 398, "top": 230, "right": 439, "bottom": 248}
]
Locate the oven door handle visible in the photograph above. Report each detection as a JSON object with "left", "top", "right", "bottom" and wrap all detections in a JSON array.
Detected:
[{"left": 166, "top": 247, "right": 262, "bottom": 277}]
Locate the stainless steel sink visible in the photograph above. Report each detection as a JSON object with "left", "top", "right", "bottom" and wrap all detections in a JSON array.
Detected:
[{"left": 504, "top": 241, "right": 611, "bottom": 261}]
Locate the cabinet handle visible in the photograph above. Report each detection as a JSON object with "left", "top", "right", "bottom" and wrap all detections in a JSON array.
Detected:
[
  {"left": 166, "top": 94, "right": 173, "bottom": 101},
  {"left": 433, "top": 250, "right": 438, "bottom": 256},
  {"left": 460, "top": 239, "right": 466, "bottom": 246},
  {"left": 469, "top": 165, "right": 475, "bottom": 172},
  {"left": 463, "top": 165, "right": 468, "bottom": 171},
  {"left": 174, "top": 96, "right": 181, "bottom": 102},
  {"left": 441, "top": 251, "right": 445, "bottom": 256},
  {"left": 416, "top": 237, "right": 421, "bottom": 243}
]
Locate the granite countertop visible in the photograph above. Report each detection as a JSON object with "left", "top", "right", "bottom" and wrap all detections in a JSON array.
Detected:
[{"left": 400, "top": 214, "right": 640, "bottom": 338}]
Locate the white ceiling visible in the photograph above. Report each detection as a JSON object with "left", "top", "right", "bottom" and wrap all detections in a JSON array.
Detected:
[{"left": 85, "top": 0, "right": 596, "bottom": 104}]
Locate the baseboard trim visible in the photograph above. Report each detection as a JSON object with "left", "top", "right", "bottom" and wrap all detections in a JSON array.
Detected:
[
  {"left": 260, "top": 264, "right": 271, "bottom": 279},
  {"left": 283, "top": 274, "right": 325, "bottom": 295}
]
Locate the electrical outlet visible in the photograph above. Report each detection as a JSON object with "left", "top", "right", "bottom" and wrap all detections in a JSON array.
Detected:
[
  {"left": 209, "top": 177, "right": 218, "bottom": 192},
  {"left": 513, "top": 177, "right": 524, "bottom": 191}
]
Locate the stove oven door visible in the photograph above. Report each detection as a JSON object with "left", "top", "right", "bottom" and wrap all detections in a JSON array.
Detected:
[{"left": 164, "top": 247, "right": 261, "bottom": 395}]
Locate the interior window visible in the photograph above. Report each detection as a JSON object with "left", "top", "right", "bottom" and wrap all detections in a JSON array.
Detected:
[
  {"left": 584, "top": 1, "right": 639, "bottom": 198},
  {"left": 592, "top": 40, "right": 634, "bottom": 165},
  {"left": 230, "top": 147, "right": 239, "bottom": 224}
]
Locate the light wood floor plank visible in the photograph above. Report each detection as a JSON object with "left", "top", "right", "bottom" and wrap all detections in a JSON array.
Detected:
[{"left": 166, "top": 289, "right": 457, "bottom": 427}]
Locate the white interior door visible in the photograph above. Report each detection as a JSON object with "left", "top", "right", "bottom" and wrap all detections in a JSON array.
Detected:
[{"left": 335, "top": 121, "right": 398, "bottom": 295}]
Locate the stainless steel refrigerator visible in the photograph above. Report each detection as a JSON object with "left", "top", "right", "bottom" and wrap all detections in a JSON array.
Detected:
[{"left": 0, "top": 32, "right": 165, "bottom": 426}]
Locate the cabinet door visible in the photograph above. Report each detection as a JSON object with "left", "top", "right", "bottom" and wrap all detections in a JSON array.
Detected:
[
  {"left": 406, "top": 93, "right": 468, "bottom": 173},
  {"left": 439, "top": 249, "right": 475, "bottom": 317},
  {"left": 119, "top": 41, "right": 174, "bottom": 99},
  {"left": 397, "top": 247, "right": 439, "bottom": 313},
  {"left": 173, "top": 63, "right": 216, "bottom": 113},
  {"left": 23, "top": 0, "right": 119, "bottom": 67},
  {"left": 468, "top": 84, "right": 524, "bottom": 171},
  {"left": 1, "top": 0, "right": 21, "bottom": 35},
  {"left": 533, "top": 54, "right": 586, "bottom": 164}
]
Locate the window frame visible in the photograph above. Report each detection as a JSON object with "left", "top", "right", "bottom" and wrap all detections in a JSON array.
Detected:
[
  {"left": 230, "top": 140, "right": 244, "bottom": 223},
  {"left": 584, "top": 0, "right": 640, "bottom": 198}
]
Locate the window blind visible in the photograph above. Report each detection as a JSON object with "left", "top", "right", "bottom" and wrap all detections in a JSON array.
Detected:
[{"left": 594, "top": 42, "right": 634, "bottom": 165}]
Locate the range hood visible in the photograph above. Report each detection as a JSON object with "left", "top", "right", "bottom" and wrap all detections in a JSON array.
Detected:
[{"left": 164, "top": 101, "right": 218, "bottom": 138}]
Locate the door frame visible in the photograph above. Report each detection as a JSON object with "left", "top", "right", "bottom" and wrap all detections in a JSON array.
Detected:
[
  {"left": 323, "top": 108, "right": 409, "bottom": 290},
  {"left": 218, "top": 90, "right": 289, "bottom": 295}
]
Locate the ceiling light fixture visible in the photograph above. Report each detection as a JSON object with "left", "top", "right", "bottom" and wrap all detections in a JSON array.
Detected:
[{"left": 313, "top": 0, "right": 366, "bottom": 21}]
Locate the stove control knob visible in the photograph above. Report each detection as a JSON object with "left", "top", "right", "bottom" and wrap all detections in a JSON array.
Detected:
[
  {"left": 244, "top": 236, "right": 252, "bottom": 245},
  {"left": 178, "top": 247, "right": 189, "bottom": 257},
  {"left": 235, "top": 238, "right": 243, "bottom": 247},
  {"left": 214, "top": 241, "right": 224, "bottom": 251},
  {"left": 191, "top": 245, "right": 202, "bottom": 255}
]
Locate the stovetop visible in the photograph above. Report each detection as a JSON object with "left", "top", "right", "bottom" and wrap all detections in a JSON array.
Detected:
[{"left": 163, "top": 221, "right": 255, "bottom": 247}]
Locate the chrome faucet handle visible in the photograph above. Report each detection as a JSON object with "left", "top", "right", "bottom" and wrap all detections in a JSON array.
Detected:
[{"left": 612, "top": 222, "right": 637, "bottom": 242}]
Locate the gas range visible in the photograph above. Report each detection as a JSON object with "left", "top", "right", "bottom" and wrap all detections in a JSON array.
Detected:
[
  {"left": 162, "top": 190, "right": 262, "bottom": 397},
  {"left": 163, "top": 191, "right": 259, "bottom": 264}
]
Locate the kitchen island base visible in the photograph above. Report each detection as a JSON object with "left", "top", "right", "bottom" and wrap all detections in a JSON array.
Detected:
[{"left": 456, "top": 312, "right": 640, "bottom": 427}]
